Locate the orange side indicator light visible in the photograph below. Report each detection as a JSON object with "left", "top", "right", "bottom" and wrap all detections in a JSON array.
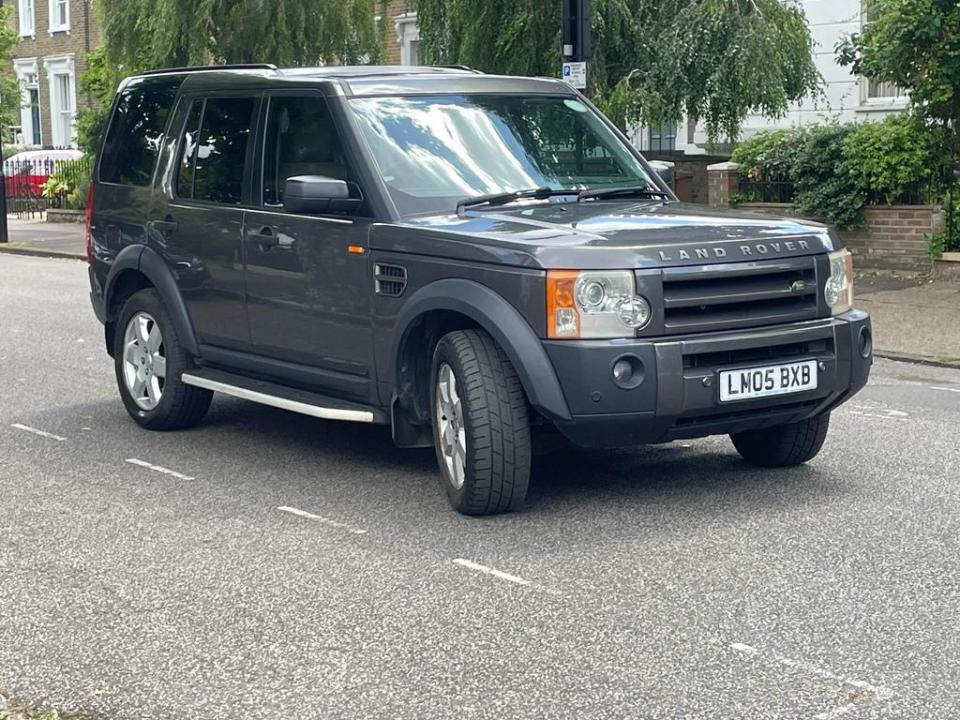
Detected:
[
  {"left": 347, "top": 245, "right": 366, "bottom": 255},
  {"left": 546, "top": 270, "right": 580, "bottom": 339}
]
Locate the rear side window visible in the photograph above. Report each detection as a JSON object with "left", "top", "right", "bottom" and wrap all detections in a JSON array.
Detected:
[
  {"left": 175, "top": 97, "right": 256, "bottom": 205},
  {"left": 99, "top": 77, "right": 181, "bottom": 186}
]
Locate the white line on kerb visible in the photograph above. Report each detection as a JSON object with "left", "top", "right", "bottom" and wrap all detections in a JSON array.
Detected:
[
  {"left": 125, "top": 458, "right": 194, "bottom": 481},
  {"left": 11, "top": 423, "right": 66, "bottom": 441},
  {"left": 452, "top": 558, "right": 532, "bottom": 586},
  {"left": 277, "top": 506, "right": 367, "bottom": 535},
  {"left": 729, "top": 642, "right": 893, "bottom": 719},
  {"left": 931, "top": 385, "right": 960, "bottom": 394}
]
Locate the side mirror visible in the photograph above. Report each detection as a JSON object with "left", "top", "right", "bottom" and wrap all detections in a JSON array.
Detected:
[{"left": 283, "top": 175, "right": 362, "bottom": 215}]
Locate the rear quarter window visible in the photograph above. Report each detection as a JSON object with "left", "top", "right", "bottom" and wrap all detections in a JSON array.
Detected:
[{"left": 99, "top": 77, "right": 182, "bottom": 186}]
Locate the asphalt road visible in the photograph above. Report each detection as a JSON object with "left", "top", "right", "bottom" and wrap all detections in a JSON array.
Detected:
[{"left": 1, "top": 253, "right": 958, "bottom": 719}]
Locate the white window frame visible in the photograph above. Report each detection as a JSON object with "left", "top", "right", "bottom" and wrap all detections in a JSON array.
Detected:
[
  {"left": 43, "top": 54, "right": 77, "bottom": 147},
  {"left": 18, "top": 0, "right": 35, "bottom": 37},
  {"left": 857, "top": 1, "right": 907, "bottom": 111},
  {"left": 48, "top": 0, "right": 70, "bottom": 33},
  {"left": 13, "top": 58, "right": 41, "bottom": 147},
  {"left": 394, "top": 12, "right": 420, "bottom": 66}
]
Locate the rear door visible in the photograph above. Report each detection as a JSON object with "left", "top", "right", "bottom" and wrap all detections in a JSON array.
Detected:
[
  {"left": 243, "top": 92, "right": 374, "bottom": 397},
  {"left": 151, "top": 94, "right": 260, "bottom": 351},
  {"left": 92, "top": 75, "right": 182, "bottom": 283}
]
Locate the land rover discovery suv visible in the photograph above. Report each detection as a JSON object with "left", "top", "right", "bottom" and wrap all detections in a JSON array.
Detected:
[{"left": 87, "top": 65, "right": 872, "bottom": 515}]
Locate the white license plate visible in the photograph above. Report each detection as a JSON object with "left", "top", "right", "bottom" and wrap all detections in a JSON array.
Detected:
[{"left": 719, "top": 360, "right": 818, "bottom": 402}]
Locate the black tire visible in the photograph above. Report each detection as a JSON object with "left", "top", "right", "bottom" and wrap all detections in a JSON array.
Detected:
[
  {"left": 430, "top": 329, "right": 532, "bottom": 515},
  {"left": 114, "top": 289, "right": 212, "bottom": 430},
  {"left": 730, "top": 413, "right": 830, "bottom": 467}
]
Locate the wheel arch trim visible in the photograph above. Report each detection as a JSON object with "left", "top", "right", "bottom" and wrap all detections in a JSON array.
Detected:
[
  {"left": 103, "top": 244, "right": 199, "bottom": 357},
  {"left": 390, "top": 278, "right": 571, "bottom": 421}
]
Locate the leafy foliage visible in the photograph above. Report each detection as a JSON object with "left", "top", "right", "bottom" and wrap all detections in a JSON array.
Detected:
[
  {"left": 41, "top": 160, "right": 92, "bottom": 210},
  {"left": 95, "top": 0, "right": 385, "bottom": 69},
  {"left": 731, "top": 116, "right": 939, "bottom": 228},
  {"left": 837, "top": 0, "right": 960, "bottom": 245},
  {"left": 414, "top": 0, "right": 822, "bottom": 141},
  {"left": 842, "top": 114, "right": 935, "bottom": 204},
  {"left": 0, "top": 5, "right": 23, "bottom": 131},
  {"left": 75, "top": 46, "right": 131, "bottom": 156}
]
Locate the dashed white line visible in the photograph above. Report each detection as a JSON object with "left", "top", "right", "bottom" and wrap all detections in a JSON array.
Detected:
[
  {"left": 125, "top": 458, "right": 194, "bottom": 481},
  {"left": 452, "top": 558, "right": 533, "bottom": 586},
  {"left": 930, "top": 385, "right": 960, "bottom": 394},
  {"left": 11, "top": 423, "right": 66, "bottom": 441},
  {"left": 277, "top": 506, "right": 367, "bottom": 535},
  {"left": 729, "top": 642, "right": 893, "bottom": 719}
]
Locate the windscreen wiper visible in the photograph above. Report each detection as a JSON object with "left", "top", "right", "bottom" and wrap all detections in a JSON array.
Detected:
[
  {"left": 578, "top": 185, "right": 670, "bottom": 202},
  {"left": 456, "top": 186, "right": 578, "bottom": 214}
]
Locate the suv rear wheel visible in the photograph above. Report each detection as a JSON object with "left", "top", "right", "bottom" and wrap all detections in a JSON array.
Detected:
[
  {"left": 430, "top": 330, "right": 531, "bottom": 515},
  {"left": 114, "top": 289, "right": 212, "bottom": 430},
  {"left": 730, "top": 413, "right": 830, "bottom": 467}
]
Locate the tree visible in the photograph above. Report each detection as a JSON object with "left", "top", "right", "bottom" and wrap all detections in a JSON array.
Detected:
[
  {"left": 95, "top": 0, "right": 386, "bottom": 69},
  {"left": 837, "top": 0, "right": 960, "bottom": 196},
  {"left": 0, "top": 5, "right": 24, "bottom": 142},
  {"left": 414, "top": 0, "right": 821, "bottom": 142}
]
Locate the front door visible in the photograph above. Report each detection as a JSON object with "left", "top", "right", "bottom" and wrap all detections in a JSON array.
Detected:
[
  {"left": 156, "top": 94, "right": 259, "bottom": 351},
  {"left": 244, "top": 93, "right": 374, "bottom": 398}
]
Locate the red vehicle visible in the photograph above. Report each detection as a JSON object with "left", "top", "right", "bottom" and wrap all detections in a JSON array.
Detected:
[{"left": 3, "top": 149, "right": 83, "bottom": 199}]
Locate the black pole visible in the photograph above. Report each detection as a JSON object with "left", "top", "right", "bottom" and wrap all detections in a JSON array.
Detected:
[{"left": 0, "top": 122, "right": 7, "bottom": 244}]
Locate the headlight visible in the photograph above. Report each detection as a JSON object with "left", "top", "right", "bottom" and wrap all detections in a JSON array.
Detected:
[
  {"left": 547, "top": 270, "right": 651, "bottom": 338},
  {"left": 825, "top": 249, "right": 854, "bottom": 315}
]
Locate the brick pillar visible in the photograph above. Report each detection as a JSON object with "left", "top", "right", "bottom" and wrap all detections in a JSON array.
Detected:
[{"left": 707, "top": 161, "right": 740, "bottom": 207}]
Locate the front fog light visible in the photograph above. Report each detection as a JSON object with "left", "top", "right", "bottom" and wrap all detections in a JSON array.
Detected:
[{"left": 825, "top": 249, "right": 854, "bottom": 315}]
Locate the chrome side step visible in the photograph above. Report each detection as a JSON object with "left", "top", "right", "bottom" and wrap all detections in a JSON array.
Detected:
[{"left": 181, "top": 369, "right": 380, "bottom": 424}]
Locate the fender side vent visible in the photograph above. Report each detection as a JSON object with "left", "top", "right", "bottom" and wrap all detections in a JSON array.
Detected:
[{"left": 375, "top": 263, "right": 407, "bottom": 297}]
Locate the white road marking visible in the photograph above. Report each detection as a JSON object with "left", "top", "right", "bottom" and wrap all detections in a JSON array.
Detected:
[
  {"left": 729, "top": 642, "right": 893, "bottom": 719},
  {"left": 124, "top": 458, "right": 194, "bottom": 481},
  {"left": 930, "top": 385, "right": 960, "bottom": 394},
  {"left": 11, "top": 423, "right": 66, "bottom": 441},
  {"left": 452, "top": 558, "right": 532, "bottom": 586},
  {"left": 277, "top": 506, "right": 367, "bottom": 535},
  {"left": 849, "top": 408, "right": 909, "bottom": 420}
]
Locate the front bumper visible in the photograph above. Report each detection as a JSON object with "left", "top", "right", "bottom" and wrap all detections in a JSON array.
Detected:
[{"left": 544, "top": 310, "right": 872, "bottom": 447}]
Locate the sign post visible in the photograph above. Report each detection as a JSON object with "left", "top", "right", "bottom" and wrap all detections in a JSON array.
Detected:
[{"left": 561, "top": 0, "right": 591, "bottom": 90}]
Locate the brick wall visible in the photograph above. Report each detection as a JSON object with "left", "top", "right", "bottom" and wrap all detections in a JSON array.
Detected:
[
  {"left": 740, "top": 203, "right": 943, "bottom": 272},
  {"left": 382, "top": 0, "right": 414, "bottom": 65},
  {"left": 8, "top": 0, "right": 101, "bottom": 147},
  {"left": 645, "top": 153, "right": 729, "bottom": 205}
]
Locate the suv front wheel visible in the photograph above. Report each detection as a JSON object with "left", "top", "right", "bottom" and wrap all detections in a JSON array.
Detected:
[
  {"left": 730, "top": 412, "right": 830, "bottom": 467},
  {"left": 430, "top": 330, "right": 532, "bottom": 515},
  {"left": 114, "top": 289, "right": 212, "bottom": 430}
]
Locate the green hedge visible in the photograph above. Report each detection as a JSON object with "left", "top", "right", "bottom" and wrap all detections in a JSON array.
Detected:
[{"left": 731, "top": 114, "right": 938, "bottom": 229}]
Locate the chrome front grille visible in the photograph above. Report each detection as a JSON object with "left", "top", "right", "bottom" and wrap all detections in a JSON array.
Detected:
[{"left": 660, "top": 257, "right": 820, "bottom": 335}]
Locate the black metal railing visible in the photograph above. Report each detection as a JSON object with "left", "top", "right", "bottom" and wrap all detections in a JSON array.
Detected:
[
  {"left": 3, "top": 156, "right": 93, "bottom": 219},
  {"left": 737, "top": 178, "right": 795, "bottom": 204}
]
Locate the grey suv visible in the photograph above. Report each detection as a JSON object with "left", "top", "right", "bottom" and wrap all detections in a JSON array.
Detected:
[{"left": 87, "top": 65, "right": 872, "bottom": 515}]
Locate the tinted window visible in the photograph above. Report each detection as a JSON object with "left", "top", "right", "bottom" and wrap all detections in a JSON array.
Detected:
[
  {"left": 175, "top": 97, "right": 255, "bottom": 205},
  {"left": 263, "top": 95, "right": 347, "bottom": 206},
  {"left": 99, "top": 77, "right": 181, "bottom": 186}
]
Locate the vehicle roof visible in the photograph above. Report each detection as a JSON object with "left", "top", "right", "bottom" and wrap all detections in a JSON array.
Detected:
[{"left": 127, "top": 65, "right": 577, "bottom": 98}]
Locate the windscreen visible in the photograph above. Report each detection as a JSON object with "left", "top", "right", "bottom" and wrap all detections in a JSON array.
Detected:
[{"left": 349, "top": 94, "right": 654, "bottom": 216}]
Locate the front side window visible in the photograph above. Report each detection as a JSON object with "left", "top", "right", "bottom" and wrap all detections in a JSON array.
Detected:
[
  {"left": 262, "top": 95, "right": 347, "bottom": 206},
  {"left": 349, "top": 94, "right": 653, "bottom": 216},
  {"left": 175, "top": 97, "right": 255, "bottom": 205},
  {"left": 99, "top": 77, "right": 180, "bottom": 186}
]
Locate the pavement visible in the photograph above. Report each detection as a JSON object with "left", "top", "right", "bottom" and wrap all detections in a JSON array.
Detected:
[
  {"left": 3, "top": 216, "right": 958, "bottom": 367},
  {"left": 1, "top": 252, "right": 960, "bottom": 719}
]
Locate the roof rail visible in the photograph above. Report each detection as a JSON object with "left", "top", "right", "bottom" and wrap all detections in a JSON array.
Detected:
[
  {"left": 138, "top": 63, "right": 280, "bottom": 77},
  {"left": 438, "top": 64, "right": 482, "bottom": 74}
]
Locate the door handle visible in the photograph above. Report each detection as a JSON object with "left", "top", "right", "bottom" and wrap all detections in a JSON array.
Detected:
[{"left": 247, "top": 226, "right": 279, "bottom": 247}]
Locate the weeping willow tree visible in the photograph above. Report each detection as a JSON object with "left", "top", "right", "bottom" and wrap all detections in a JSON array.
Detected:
[
  {"left": 415, "top": 0, "right": 821, "bottom": 142},
  {"left": 95, "top": 0, "right": 386, "bottom": 68}
]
